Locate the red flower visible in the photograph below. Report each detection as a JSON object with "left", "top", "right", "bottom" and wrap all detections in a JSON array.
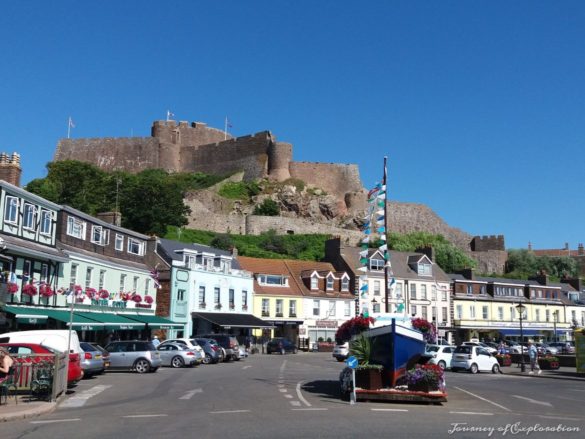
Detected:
[
  {"left": 335, "top": 316, "right": 376, "bottom": 343},
  {"left": 7, "top": 282, "right": 19, "bottom": 294},
  {"left": 144, "top": 295, "right": 154, "bottom": 304},
  {"left": 39, "top": 283, "right": 54, "bottom": 298},
  {"left": 99, "top": 289, "right": 110, "bottom": 299},
  {"left": 85, "top": 287, "right": 97, "bottom": 299},
  {"left": 132, "top": 294, "right": 142, "bottom": 303},
  {"left": 22, "top": 283, "right": 38, "bottom": 297}
]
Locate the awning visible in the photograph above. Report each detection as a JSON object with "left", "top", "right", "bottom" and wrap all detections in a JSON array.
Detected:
[
  {"left": 3, "top": 306, "right": 49, "bottom": 324},
  {"left": 43, "top": 309, "right": 104, "bottom": 331},
  {"left": 498, "top": 329, "right": 546, "bottom": 336},
  {"left": 120, "top": 313, "right": 183, "bottom": 329},
  {"left": 192, "top": 312, "right": 274, "bottom": 329},
  {"left": 74, "top": 311, "right": 144, "bottom": 331}
]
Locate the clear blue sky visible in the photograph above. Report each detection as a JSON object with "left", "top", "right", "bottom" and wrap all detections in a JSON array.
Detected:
[{"left": 1, "top": 1, "right": 583, "bottom": 250}]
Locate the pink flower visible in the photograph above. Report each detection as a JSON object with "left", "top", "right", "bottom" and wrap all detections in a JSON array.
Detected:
[
  {"left": 39, "top": 283, "right": 54, "bottom": 298},
  {"left": 144, "top": 295, "right": 154, "bottom": 304},
  {"left": 132, "top": 294, "right": 142, "bottom": 303},
  {"left": 22, "top": 283, "right": 38, "bottom": 297},
  {"left": 99, "top": 289, "right": 110, "bottom": 299},
  {"left": 7, "top": 282, "right": 19, "bottom": 294}
]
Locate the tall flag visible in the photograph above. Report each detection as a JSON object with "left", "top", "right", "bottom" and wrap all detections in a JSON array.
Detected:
[
  {"left": 224, "top": 116, "right": 233, "bottom": 140},
  {"left": 166, "top": 110, "right": 175, "bottom": 121},
  {"left": 67, "top": 116, "right": 75, "bottom": 139}
]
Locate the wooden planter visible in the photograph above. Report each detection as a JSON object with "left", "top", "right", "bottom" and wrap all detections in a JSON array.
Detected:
[
  {"left": 407, "top": 381, "right": 439, "bottom": 393},
  {"left": 496, "top": 357, "right": 512, "bottom": 367},
  {"left": 539, "top": 361, "right": 560, "bottom": 370},
  {"left": 355, "top": 368, "right": 383, "bottom": 390},
  {"left": 317, "top": 342, "right": 334, "bottom": 352}
]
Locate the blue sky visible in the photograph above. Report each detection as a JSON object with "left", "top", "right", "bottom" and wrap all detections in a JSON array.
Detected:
[{"left": 1, "top": 1, "right": 583, "bottom": 250}]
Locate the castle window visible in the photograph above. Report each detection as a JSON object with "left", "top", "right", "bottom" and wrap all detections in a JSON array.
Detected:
[
  {"left": 67, "top": 216, "right": 86, "bottom": 240},
  {"left": 4, "top": 196, "right": 18, "bottom": 224},
  {"left": 40, "top": 210, "right": 52, "bottom": 235},
  {"left": 22, "top": 203, "right": 36, "bottom": 230}
]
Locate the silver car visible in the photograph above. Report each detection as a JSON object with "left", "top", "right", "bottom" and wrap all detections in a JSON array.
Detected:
[
  {"left": 157, "top": 342, "right": 201, "bottom": 368},
  {"left": 80, "top": 341, "right": 106, "bottom": 376},
  {"left": 105, "top": 340, "right": 162, "bottom": 373}
]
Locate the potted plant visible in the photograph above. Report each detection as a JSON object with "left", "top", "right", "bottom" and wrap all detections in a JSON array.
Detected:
[
  {"left": 495, "top": 353, "right": 512, "bottom": 367},
  {"left": 22, "top": 283, "right": 38, "bottom": 297},
  {"left": 538, "top": 355, "right": 560, "bottom": 370},
  {"left": 335, "top": 316, "right": 376, "bottom": 344},
  {"left": 85, "top": 287, "right": 97, "bottom": 299},
  {"left": 350, "top": 334, "right": 383, "bottom": 390},
  {"left": 406, "top": 364, "right": 444, "bottom": 393},
  {"left": 132, "top": 294, "right": 142, "bottom": 303},
  {"left": 39, "top": 283, "right": 54, "bottom": 298},
  {"left": 6, "top": 282, "right": 18, "bottom": 294}
]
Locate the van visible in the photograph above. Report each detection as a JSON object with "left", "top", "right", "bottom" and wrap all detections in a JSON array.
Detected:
[{"left": 0, "top": 329, "right": 83, "bottom": 355}]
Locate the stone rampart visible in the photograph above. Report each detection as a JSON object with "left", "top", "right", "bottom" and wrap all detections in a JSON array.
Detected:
[
  {"left": 289, "top": 162, "right": 363, "bottom": 199},
  {"left": 55, "top": 137, "right": 160, "bottom": 173}
]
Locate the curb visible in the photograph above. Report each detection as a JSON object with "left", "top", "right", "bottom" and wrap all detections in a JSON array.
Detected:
[{"left": 0, "top": 402, "right": 57, "bottom": 423}]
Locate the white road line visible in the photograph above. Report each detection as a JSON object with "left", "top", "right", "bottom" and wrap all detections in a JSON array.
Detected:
[
  {"left": 278, "top": 384, "right": 285, "bottom": 388},
  {"left": 59, "top": 384, "right": 112, "bottom": 408},
  {"left": 284, "top": 394, "right": 293, "bottom": 399},
  {"left": 242, "top": 365, "right": 251, "bottom": 369},
  {"left": 371, "top": 408, "right": 409, "bottom": 412},
  {"left": 290, "top": 401, "right": 301, "bottom": 407},
  {"left": 292, "top": 408, "right": 328, "bottom": 411},
  {"left": 512, "top": 395, "right": 553, "bottom": 407},
  {"left": 279, "top": 360, "right": 287, "bottom": 375},
  {"left": 122, "top": 414, "right": 168, "bottom": 418},
  {"left": 450, "top": 411, "right": 494, "bottom": 416},
  {"left": 179, "top": 388, "right": 203, "bottom": 400},
  {"left": 210, "top": 410, "right": 251, "bottom": 414},
  {"left": 296, "top": 381, "right": 312, "bottom": 407},
  {"left": 454, "top": 387, "right": 511, "bottom": 412},
  {"left": 279, "top": 389, "right": 288, "bottom": 393},
  {"left": 30, "top": 419, "right": 81, "bottom": 424}
]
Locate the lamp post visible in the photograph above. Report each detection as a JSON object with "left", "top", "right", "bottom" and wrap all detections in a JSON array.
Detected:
[
  {"left": 516, "top": 303, "right": 526, "bottom": 373},
  {"left": 553, "top": 310, "right": 558, "bottom": 343}
]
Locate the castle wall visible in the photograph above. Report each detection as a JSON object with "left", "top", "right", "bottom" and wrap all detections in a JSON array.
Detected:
[
  {"left": 152, "top": 120, "right": 229, "bottom": 146},
  {"left": 470, "top": 250, "right": 508, "bottom": 275},
  {"left": 54, "top": 137, "right": 160, "bottom": 173},
  {"left": 180, "top": 132, "right": 273, "bottom": 180},
  {"left": 289, "top": 162, "right": 363, "bottom": 199},
  {"left": 267, "top": 141, "right": 292, "bottom": 181}
]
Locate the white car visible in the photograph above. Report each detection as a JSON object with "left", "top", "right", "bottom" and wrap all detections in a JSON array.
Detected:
[
  {"left": 332, "top": 342, "right": 349, "bottom": 362},
  {"left": 158, "top": 338, "right": 205, "bottom": 362},
  {"left": 462, "top": 341, "right": 497, "bottom": 355},
  {"left": 425, "top": 344, "right": 456, "bottom": 370},
  {"left": 451, "top": 345, "right": 500, "bottom": 374}
]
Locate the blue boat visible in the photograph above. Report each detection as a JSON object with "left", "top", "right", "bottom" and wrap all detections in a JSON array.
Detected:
[{"left": 365, "top": 317, "right": 427, "bottom": 387}]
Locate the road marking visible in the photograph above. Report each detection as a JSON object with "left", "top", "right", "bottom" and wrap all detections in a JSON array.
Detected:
[
  {"left": 296, "top": 381, "right": 311, "bottom": 407},
  {"left": 292, "top": 408, "right": 328, "bottom": 411},
  {"left": 290, "top": 401, "right": 301, "bottom": 407},
  {"left": 371, "top": 408, "right": 409, "bottom": 412},
  {"left": 122, "top": 414, "right": 168, "bottom": 418},
  {"left": 278, "top": 384, "right": 285, "bottom": 388},
  {"left": 538, "top": 415, "right": 582, "bottom": 421},
  {"left": 59, "top": 384, "right": 112, "bottom": 408},
  {"left": 210, "top": 410, "right": 251, "bottom": 414},
  {"left": 242, "top": 365, "right": 251, "bottom": 369},
  {"left": 512, "top": 395, "right": 552, "bottom": 407},
  {"left": 454, "top": 387, "right": 511, "bottom": 412},
  {"left": 279, "top": 388, "right": 288, "bottom": 393},
  {"left": 179, "top": 388, "right": 203, "bottom": 400},
  {"left": 279, "top": 360, "right": 287, "bottom": 375},
  {"left": 450, "top": 411, "right": 494, "bottom": 416},
  {"left": 30, "top": 419, "right": 81, "bottom": 424}
]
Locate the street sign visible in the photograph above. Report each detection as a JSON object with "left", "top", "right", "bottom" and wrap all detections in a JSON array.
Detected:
[{"left": 346, "top": 355, "right": 358, "bottom": 369}]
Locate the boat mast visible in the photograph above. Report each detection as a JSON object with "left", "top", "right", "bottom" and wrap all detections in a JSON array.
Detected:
[{"left": 383, "top": 156, "right": 390, "bottom": 313}]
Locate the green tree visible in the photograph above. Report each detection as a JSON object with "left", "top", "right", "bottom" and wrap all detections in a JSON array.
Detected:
[
  {"left": 210, "top": 234, "right": 234, "bottom": 251},
  {"left": 253, "top": 198, "right": 280, "bottom": 216}
]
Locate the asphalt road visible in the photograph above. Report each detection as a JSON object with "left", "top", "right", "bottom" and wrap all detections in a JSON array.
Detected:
[{"left": 2, "top": 352, "right": 584, "bottom": 439}]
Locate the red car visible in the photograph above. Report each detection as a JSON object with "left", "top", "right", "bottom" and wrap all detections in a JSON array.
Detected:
[{"left": 0, "top": 342, "right": 83, "bottom": 386}]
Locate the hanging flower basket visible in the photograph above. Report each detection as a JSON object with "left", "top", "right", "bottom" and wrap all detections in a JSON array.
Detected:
[
  {"left": 144, "top": 295, "right": 154, "bottom": 304},
  {"left": 85, "top": 287, "right": 97, "bottom": 299},
  {"left": 39, "top": 283, "right": 55, "bottom": 298},
  {"left": 411, "top": 317, "right": 436, "bottom": 344},
  {"left": 335, "top": 316, "right": 376, "bottom": 343},
  {"left": 6, "top": 282, "right": 19, "bottom": 294},
  {"left": 22, "top": 283, "right": 38, "bottom": 297},
  {"left": 99, "top": 289, "right": 110, "bottom": 299},
  {"left": 132, "top": 294, "right": 142, "bottom": 303}
]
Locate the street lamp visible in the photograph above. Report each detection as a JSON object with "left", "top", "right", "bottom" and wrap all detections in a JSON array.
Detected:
[
  {"left": 553, "top": 310, "right": 558, "bottom": 343},
  {"left": 516, "top": 303, "right": 526, "bottom": 373}
]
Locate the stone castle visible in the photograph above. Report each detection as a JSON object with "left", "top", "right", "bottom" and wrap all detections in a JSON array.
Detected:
[{"left": 52, "top": 120, "right": 507, "bottom": 273}]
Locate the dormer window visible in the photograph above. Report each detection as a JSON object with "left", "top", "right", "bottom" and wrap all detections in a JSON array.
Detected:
[
  {"left": 91, "top": 226, "right": 109, "bottom": 246},
  {"left": 310, "top": 275, "right": 318, "bottom": 290},
  {"left": 40, "top": 210, "right": 52, "bottom": 235},
  {"left": 22, "top": 203, "right": 36, "bottom": 230},
  {"left": 417, "top": 262, "right": 432, "bottom": 276},
  {"left": 258, "top": 274, "right": 288, "bottom": 286},
  {"left": 341, "top": 276, "right": 349, "bottom": 292},
  {"left": 115, "top": 234, "right": 124, "bottom": 251},
  {"left": 127, "top": 238, "right": 144, "bottom": 256},
  {"left": 370, "top": 258, "right": 384, "bottom": 271},
  {"left": 4, "top": 196, "right": 18, "bottom": 224},
  {"left": 67, "top": 216, "right": 86, "bottom": 239},
  {"left": 326, "top": 275, "right": 334, "bottom": 291}
]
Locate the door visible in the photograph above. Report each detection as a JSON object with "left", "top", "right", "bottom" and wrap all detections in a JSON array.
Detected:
[{"left": 476, "top": 348, "right": 492, "bottom": 371}]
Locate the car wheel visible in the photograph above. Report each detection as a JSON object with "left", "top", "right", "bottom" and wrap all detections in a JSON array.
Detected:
[
  {"left": 337, "top": 358, "right": 344, "bottom": 362},
  {"left": 438, "top": 360, "right": 446, "bottom": 370},
  {"left": 134, "top": 359, "right": 151, "bottom": 374},
  {"left": 203, "top": 353, "right": 211, "bottom": 364},
  {"left": 293, "top": 348, "right": 298, "bottom": 354},
  {"left": 492, "top": 364, "right": 500, "bottom": 374},
  {"left": 171, "top": 356, "right": 185, "bottom": 368},
  {"left": 281, "top": 348, "right": 285, "bottom": 355},
  {"left": 470, "top": 363, "right": 479, "bottom": 374}
]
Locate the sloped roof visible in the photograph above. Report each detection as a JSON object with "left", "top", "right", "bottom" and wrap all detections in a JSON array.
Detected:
[{"left": 157, "top": 238, "right": 241, "bottom": 269}]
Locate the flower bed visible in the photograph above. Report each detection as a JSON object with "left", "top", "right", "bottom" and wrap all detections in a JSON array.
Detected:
[
  {"left": 495, "top": 354, "right": 512, "bottom": 367},
  {"left": 538, "top": 356, "right": 560, "bottom": 370},
  {"left": 335, "top": 316, "right": 375, "bottom": 343},
  {"left": 406, "top": 364, "right": 444, "bottom": 392},
  {"left": 411, "top": 317, "right": 436, "bottom": 344}
]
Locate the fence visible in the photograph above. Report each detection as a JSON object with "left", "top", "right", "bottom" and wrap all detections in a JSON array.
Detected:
[{"left": 11, "top": 352, "right": 68, "bottom": 402}]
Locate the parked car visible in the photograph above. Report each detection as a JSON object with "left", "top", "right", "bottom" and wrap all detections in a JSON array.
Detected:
[
  {"left": 80, "top": 342, "right": 106, "bottom": 377},
  {"left": 332, "top": 342, "right": 349, "bottom": 362},
  {"left": 239, "top": 345, "right": 249, "bottom": 359},
  {"left": 451, "top": 345, "right": 500, "bottom": 374},
  {"left": 549, "top": 341, "right": 575, "bottom": 354},
  {"left": 535, "top": 343, "right": 558, "bottom": 356},
  {"left": 507, "top": 342, "right": 527, "bottom": 354},
  {"left": 157, "top": 342, "right": 200, "bottom": 368},
  {"left": 199, "top": 334, "right": 240, "bottom": 361},
  {"left": 425, "top": 344, "right": 456, "bottom": 370},
  {"left": 207, "top": 338, "right": 226, "bottom": 362},
  {"left": 158, "top": 338, "right": 205, "bottom": 363},
  {"left": 0, "top": 342, "right": 84, "bottom": 386},
  {"left": 104, "top": 340, "right": 162, "bottom": 373},
  {"left": 266, "top": 338, "right": 297, "bottom": 355},
  {"left": 89, "top": 343, "right": 110, "bottom": 370},
  {"left": 462, "top": 341, "right": 497, "bottom": 355},
  {"left": 194, "top": 338, "right": 221, "bottom": 364}
]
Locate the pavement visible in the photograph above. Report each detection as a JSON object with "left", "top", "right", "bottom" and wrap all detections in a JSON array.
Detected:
[{"left": 0, "top": 365, "right": 583, "bottom": 423}]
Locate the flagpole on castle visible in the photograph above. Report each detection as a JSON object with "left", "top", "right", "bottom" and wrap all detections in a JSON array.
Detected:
[
  {"left": 383, "top": 156, "right": 390, "bottom": 313},
  {"left": 224, "top": 117, "right": 228, "bottom": 140}
]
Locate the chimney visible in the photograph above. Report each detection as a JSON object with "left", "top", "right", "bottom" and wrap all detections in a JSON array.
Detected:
[
  {"left": 528, "top": 241, "right": 532, "bottom": 251},
  {"left": 456, "top": 268, "right": 474, "bottom": 280},
  {"left": 231, "top": 246, "right": 238, "bottom": 258},
  {"left": 561, "top": 276, "right": 582, "bottom": 292},
  {"left": 529, "top": 270, "right": 548, "bottom": 286},
  {"left": 0, "top": 152, "right": 22, "bottom": 187},
  {"left": 96, "top": 211, "right": 122, "bottom": 227},
  {"left": 415, "top": 246, "right": 435, "bottom": 262},
  {"left": 579, "top": 243, "right": 584, "bottom": 256},
  {"left": 564, "top": 242, "right": 569, "bottom": 250}
]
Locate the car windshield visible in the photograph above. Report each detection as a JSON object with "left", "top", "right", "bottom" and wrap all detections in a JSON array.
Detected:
[
  {"left": 425, "top": 346, "right": 440, "bottom": 353},
  {"left": 455, "top": 346, "right": 472, "bottom": 354}
]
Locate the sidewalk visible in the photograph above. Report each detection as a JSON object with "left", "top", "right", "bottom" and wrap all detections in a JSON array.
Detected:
[
  {"left": 502, "top": 365, "right": 585, "bottom": 381},
  {"left": 0, "top": 395, "right": 57, "bottom": 422}
]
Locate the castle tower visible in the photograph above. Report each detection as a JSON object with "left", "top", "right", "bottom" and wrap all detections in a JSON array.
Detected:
[
  {"left": 0, "top": 152, "right": 22, "bottom": 187},
  {"left": 267, "top": 138, "right": 292, "bottom": 181}
]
